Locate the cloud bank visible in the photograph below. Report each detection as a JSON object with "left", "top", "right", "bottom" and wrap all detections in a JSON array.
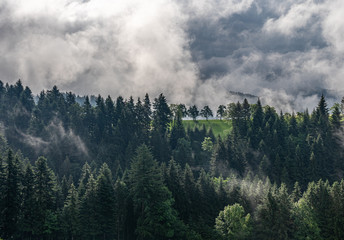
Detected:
[{"left": 0, "top": 0, "right": 344, "bottom": 111}]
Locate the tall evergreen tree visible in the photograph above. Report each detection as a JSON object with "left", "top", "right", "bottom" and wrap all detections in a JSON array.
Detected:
[
  {"left": 170, "top": 107, "right": 186, "bottom": 150},
  {"left": 80, "top": 174, "right": 99, "bottom": 240},
  {"left": 256, "top": 184, "right": 293, "bottom": 240},
  {"left": 62, "top": 183, "right": 80, "bottom": 240},
  {"left": 19, "top": 164, "right": 36, "bottom": 239},
  {"left": 2, "top": 150, "right": 21, "bottom": 240},
  {"left": 331, "top": 103, "right": 341, "bottom": 130},
  {"left": 152, "top": 93, "right": 172, "bottom": 134},
  {"left": 129, "top": 145, "right": 183, "bottom": 240},
  {"left": 0, "top": 155, "right": 6, "bottom": 236},
  {"left": 33, "top": 156, "right": 57, "bottom": 238},
  {"left": 96, "top": 163, "right": 116, "bottom": 240}
]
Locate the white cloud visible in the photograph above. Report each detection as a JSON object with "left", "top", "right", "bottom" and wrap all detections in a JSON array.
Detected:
[
  {"left": 263, "top": 1, "right": 323, "bottom": 35},
  {"left": 1, "top": 0, "right": 344, "bottom": 111},
  {"left": 0, "top": 0, "right": 197, "bottom": 104}
]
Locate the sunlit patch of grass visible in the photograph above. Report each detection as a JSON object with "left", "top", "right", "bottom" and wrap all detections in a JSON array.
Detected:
[{"left": 183, "top": 119, "right": 232, "bottom": 138}]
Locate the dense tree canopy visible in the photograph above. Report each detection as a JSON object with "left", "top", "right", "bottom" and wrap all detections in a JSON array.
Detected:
[{"left": 0, "top": 80, "right": 343, "bottom": 240}]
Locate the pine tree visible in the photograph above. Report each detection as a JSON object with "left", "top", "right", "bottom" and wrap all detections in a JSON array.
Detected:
[
  {"left": 104, "top": 95, "right": 115, "bottom": 139},
  {"left": 19, "top": 164, "right": 36, "bottom": 239},
  {"left": 96, "top": 163, "right": 116, "bottom": 240},
  {"left": 0, "top": 155, "right": 6, "bottom": 236},
  {"left": 129, "top": 145, "right": 183, "bottom": 239},
  {"left": 62, "top": 183, "right": 80, "bottom": 240},
  {"left": 78, "top": 162, "right": 92, "bottom": 198},
  {"left": 80, "top": 174, "right": 99, "bottom": 240},
  {"left": 170, "top": 107, "right": 186, "bottom": 150},
  {"left": 2, "top": 150, "right": 21, "bottom": 240},
  {"left": 172, "top": 138, "right": 193, "bottom": 167},
  {"left": 256, "top": 184, "right": 294, "bottom": 240},
  {"left": 250, "top": 98, "right": 264, "bottom": 148},
  {"left": 304, "top": 180, "right": 333, "bottom": 239},
  {"left": 114, "top": 179, "right": 128, "bottom": 240},
  {"left": 215, "top": 203, "right": 252, "bottom": 240},
  {"left": 33, "top": 156, "right": 57, "bottom": 238},
  {"left": 292, "top": 198, "right": 321, "bottom": 240},
  {"left": 143, "top": 93, "right": 152, "bottom": 130},
  {"left": 331, "top": 180, "right": 344, "bottom": 239},
  {"left": 152, "top": 93, "right": 172, "bottom": 133},
  {"left": 165, "top": 159, "right": 184, "bottom": 217},
  {"left": 331, "top": 103, "right": 341, "bottom": 130},
  {"left": 182, "top": 163, "right": 197, "bottom": 222}
]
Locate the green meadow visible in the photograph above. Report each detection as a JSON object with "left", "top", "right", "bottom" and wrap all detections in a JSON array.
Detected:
[{"left": 182, "top": 119, "right": 232, "bottom": 138}]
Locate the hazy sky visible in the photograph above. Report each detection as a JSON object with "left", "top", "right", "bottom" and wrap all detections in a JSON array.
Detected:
[{"left": 1, "top": 0, "right": 344, "bottom": 111}]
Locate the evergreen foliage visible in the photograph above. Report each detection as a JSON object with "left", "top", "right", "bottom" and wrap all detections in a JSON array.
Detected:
[{"left": 0, "top": 80, "right": 343, "bottom": 240}]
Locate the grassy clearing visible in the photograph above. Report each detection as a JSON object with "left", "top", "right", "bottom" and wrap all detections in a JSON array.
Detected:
[{"left": 182, "top": 119, "right": 232, "bottom": 138}]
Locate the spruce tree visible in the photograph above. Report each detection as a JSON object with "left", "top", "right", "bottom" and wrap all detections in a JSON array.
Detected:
[
  {"left": 129, "top": 145, "right": 183, "bottom": 239},
  {"left": 62, "top": 183, "right": 80, "bottom": 240},
  {"left": 33, "top": 156, "right": 57, "bottom": 238},
  {"left": 19, "top": 164, "right": 36, "bottom": 239},
  {"left": 96, "top": 163, "right": 116, "bottom": 239},
  {"left": 3, "top": 150, "right": 21, "bottom": 240},
  {"left": 80, "top": 174, "right": 99, "bottom": 240},
  {"left": 170, "top": 107, "right": 186, "bottom": 150},
  {"left": 0, "top": 155, "right": 6, "bottom": 236},
  {"left": 331, "top": 103, "right": 341, "bottom": 130}
]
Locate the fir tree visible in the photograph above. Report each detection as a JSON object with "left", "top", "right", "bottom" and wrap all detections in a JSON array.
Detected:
[{"left": 129, "top": 145, "right": 183, "bottom": 239}]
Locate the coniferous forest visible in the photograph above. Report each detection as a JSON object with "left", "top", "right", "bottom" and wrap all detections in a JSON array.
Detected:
[{"left": 1, "top": 80, "right": 344, "bottom": 240}]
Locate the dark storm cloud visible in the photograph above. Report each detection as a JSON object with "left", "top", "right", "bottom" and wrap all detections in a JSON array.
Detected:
[{"left": 0, "top": 0, "right": 344, "bottom": 111}]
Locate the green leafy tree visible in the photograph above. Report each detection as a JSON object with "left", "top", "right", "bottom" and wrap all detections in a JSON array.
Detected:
[
  {"left": 217, "top": 105, "right": 226, "bottom": 120},
  {"left": 202, "top": 137, "right": 214, "bottom": 152},
  {"left": 292, "top": 198, "right": 321, "bottom": 240},
  {"left": 188, "top": 105, "right": 199, "bottom": 121},
  {"left": 215, "top": 203, "right": 252, "bottom": 240},
  {"left": 200, "top": 105, "right": 213, "bottom": 120}
]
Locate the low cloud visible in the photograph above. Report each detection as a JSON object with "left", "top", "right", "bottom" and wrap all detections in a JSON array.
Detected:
[{"left": 18, "top": 119, "right": 88, "bottom": 157}]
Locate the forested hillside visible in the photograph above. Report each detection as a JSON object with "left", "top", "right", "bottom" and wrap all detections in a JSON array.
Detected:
[{"left": 1, "top": 80, "right": 344, "bottom": 240}]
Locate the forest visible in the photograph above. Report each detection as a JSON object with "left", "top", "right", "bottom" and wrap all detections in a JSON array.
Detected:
[{"left": 1, "top": 80, "right": 344, "bottom": 240}]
